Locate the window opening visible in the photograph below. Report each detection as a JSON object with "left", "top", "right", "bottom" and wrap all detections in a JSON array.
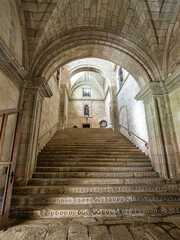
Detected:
[
  {"left": 83, "top": 88, "right": 91, "bottom": 97},
  {"left": 118, "top": 67, "right": 123, "bottom": 88}
]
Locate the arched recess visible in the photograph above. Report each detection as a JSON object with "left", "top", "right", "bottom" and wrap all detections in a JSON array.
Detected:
[
  {"left": 70, "top": 81, "right": 104, "bottom": 99},
  {"left": 119, "top": 105, "right": 129, "bottom": 131},
  {"left": 68, "top": 66, "right": 113, "bottom": 87}
]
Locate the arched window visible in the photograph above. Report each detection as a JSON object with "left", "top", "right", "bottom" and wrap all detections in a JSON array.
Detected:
[
  {"left": 118, "top": 67, "right": 123, "bottom": 88},
  {"left": 56, "top": 69, "right": 60, "bottom": 85}
]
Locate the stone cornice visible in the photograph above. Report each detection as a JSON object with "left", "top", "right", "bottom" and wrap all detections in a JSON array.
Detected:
[
  {"left": 135, "top": 68, "right": 180, "bottom": 101},
  {"left": 164, "top": 67, "right": 180, "bottom": 94},
  {"left": 30, "top": 77, "right": 53, "bottom": 99},
  {"left": 135, "top": 82, "right": 163, "bottom": 101},
  {"left": 0, "top": 37, "right": 25, "bottom": 88}
]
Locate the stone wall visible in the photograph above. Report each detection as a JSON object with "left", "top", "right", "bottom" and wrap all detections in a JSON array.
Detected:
[
  {"left": 38, "top": 76, "right": 60, "bottom": 150},
  {"left": 0, "top": 69, "right": 20, "bottom": 110},
  {"left": 67, "top": 100, "right": 107, "bottom": 128},
  {"left": 117, "top": 74, "right": 149, "bottom": 155},
  {"left": 0, "top": 0, "right": 22, "bottom": 65},
  {"left": 169, "top": 87, "right": 180, "bottom": 153},
  {"left": 71, "top": 84, "right": 103, "bottom": 100},
  {"left": 68, "top": 84, "right": 107, "bottom": 128}
]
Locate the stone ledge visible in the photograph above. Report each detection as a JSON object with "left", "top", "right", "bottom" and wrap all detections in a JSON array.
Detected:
[{"left": 0, "top": 37, "right": 25, "bottom": 88}]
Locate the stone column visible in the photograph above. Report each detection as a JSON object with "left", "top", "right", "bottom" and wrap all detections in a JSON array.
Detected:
[
  {"left": 136, "top": 82, "right": 180, "bottom": 179},
  {"left": 15, "top": 77, "right": 52, "bottom": 186},
  {"left": 110, "top": 86, "right": 119, "bottom": 131}
]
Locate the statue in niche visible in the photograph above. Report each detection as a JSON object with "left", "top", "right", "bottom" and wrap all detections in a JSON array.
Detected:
[{"left": 84, "top": 105, "right": 90, "bottom": 116}]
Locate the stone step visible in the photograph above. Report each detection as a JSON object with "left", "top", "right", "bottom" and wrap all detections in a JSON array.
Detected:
[
  {"left": 38, "top": 154, "right": 149, "bottom": 159},
  {"left": 13, "top": 183, "right": 180, "bottom": 195},
  {"left": 37, "top": 158, "right": 151, "bottom": 162},
  {"left": 49, "top": 141, "right": 131, "bottom": 143},
  {"left": 33, "top": 171, "right": 158, "bottom": 178},
  {"left": 11, "top": 192, "right": 180, "bottom": 206},
  {"left": 41, "top": 150, "right": 142, "bottom": 154},
  {"left": 29, "top": 177, "right": 164, "bottom": 186},
  {"left": 44, "top": 146, "right": 138, "bottom": 149},
  {"left": 46, "top": 144, "right": 135, "bottom": 147},
  {"left": 10, "top": 202, "right": 180, "bottom": 219},
  {"left": 40, "top": 151, "right": 146, "bottom": 155},
  {"left": 36, "top": 166, "right": 154, "bottom": 172},
  {"left": 37, "top": 161, "right": 152, "bottom": 167}
]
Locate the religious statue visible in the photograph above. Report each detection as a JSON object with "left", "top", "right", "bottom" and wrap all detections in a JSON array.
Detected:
[{"left": 84, "top": 105, "right": 90, "bottom": 116}]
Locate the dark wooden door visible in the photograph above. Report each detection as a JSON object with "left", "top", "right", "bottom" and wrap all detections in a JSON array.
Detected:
[{"left": 0, "top": 109, "right": 22, "bottom": 230}]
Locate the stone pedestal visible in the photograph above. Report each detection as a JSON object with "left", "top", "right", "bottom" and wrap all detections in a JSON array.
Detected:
[
  {"left": 14, "top": 77, "right": 52, "bottom": 186},
  {"left": 136, "top": 82, "right": 180, "bottom": 179}
]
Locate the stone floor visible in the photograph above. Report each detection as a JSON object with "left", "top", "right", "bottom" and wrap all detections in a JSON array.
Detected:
[{"left": 1, "top": 215, "right": 180, "bottom": 240}]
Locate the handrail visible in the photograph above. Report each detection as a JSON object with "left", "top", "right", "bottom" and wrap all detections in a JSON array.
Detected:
[
  {"left": 119, "top": 124, "right": 149, "bottom": 148},
  {"left": 39, "top": 122, "right": 58, "bottom": 141}
]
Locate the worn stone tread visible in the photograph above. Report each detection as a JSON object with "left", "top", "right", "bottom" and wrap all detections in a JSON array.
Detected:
[
  {"left": 89, "top": 226, "right": 111, "bottom": 240},
  {"left": 145, "top": 224, "right": 174, "bottom": 240},
  {"left": 109, "top": 225, "right": 134, "bottom": 240},
  {"left": 68, "top": 225, "right": 88, "bottom": 240}
]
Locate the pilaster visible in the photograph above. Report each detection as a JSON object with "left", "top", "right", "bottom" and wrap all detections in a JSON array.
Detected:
[
  {"left": 58, "top": 84, "right": 69, "bottom": 130},
  {"left": 15, "top": 77, "right": 52, "bottom": 186},
  {"left": 110, "top": 86, "right": 119, "bottom": 131},
  {"left": 135, "top": 82, "right": 180, "bottom": 179},
  {"left": 0, "top": 37, "right": 25, "bottom": 88}
]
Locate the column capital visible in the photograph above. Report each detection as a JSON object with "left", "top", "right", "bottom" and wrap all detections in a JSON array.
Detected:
[
  {"left": 26, "top": 76, "right": 53, "bottom": 99},
  {"left": 135, "top": 82, "right": 168, "bottom": 102},
  {"left": 0, "top": 37, "right": 25, "bottom": 88},
  {"left": 164, "top": 67, "right": 180, "bottom": 93},
  {"left": 135, "top": 69, "right": 180, "bottom": 101}
]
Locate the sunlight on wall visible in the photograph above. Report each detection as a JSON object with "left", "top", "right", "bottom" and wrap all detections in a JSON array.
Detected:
[{"left": 117, "top": 73, "right": 149, "bottom": 155}]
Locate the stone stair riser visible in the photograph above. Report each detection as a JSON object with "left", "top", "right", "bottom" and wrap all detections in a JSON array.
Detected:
[
  {"left": 29, "top": 177, "right": 164, "bottom": 186},
  {"left": 33, "top": 172, "right": 158, "bottom": 178},
  {"left": 11, "top": 194, "right": 180, "bottom": 206},
  {"left": 10, "top": 206, "right": 180, "bottom": 219},
  {"left": 13, "top": 185, "right": 180, "bottom": 195},
  {"left": 36, "top": 166, "right": 154, "bottom": 172},
  {"left": 37, "top": 162, "right": 152, "bottom": 167}
]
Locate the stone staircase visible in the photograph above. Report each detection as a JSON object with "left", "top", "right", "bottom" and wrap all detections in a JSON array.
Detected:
[{"left": 10, "top": 128, "right": 180, "bottom": 219}]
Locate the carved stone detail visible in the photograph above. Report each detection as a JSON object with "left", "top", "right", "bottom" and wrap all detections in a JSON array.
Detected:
[{"left": 0, "top": 38, "right": 25, "bottom": 88}]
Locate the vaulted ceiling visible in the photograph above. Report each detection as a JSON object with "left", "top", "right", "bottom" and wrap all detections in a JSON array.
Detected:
[{"left": 16, "top": 0, "right": 180, "bottom": 82}]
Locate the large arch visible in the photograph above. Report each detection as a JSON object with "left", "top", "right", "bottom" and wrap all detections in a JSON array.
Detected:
[
  {"left": 29, "top": 31, "right": 162, "bottom": 88},
  {"left": 31, "top": 43, "right": 158, "bottom": 89}
]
